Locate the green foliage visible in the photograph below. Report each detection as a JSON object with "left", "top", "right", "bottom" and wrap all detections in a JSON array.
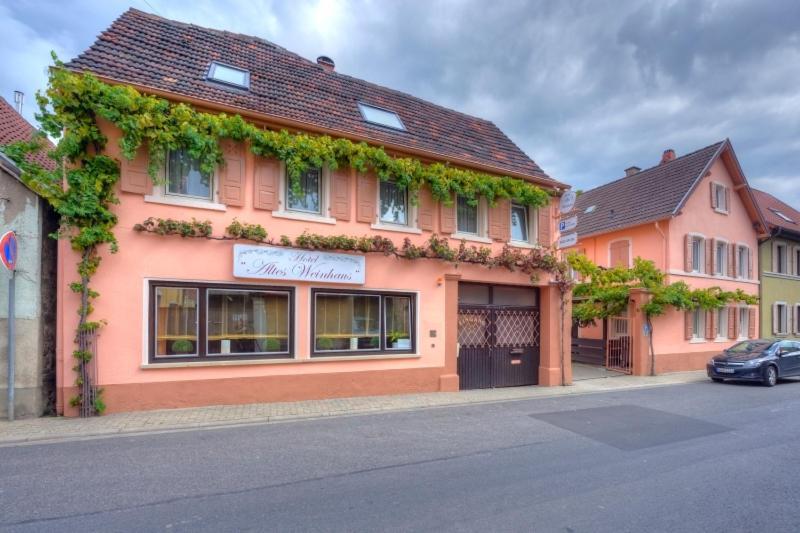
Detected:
[
  {"left": 568, "top": 253, "right": 758, "bottom": 326},
  {"left": 133, "top": 217, "right": 212, "bottom": 238},
  {"left": 171, "top": 339, "right": 194, "bottom": 354}
]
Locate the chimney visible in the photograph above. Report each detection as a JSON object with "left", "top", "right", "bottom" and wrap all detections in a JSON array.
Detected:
[
  {"left": 625, "top": 166, "right": 641, "bottom": 177},
  {"left": 316, "top": 56, "right": 335, "bottom": 72},
  {"left": 13, "top": 90, "right": 23, "bottom": 113},
  {"left": 660, "top": 149, "right": 676, "bottom": 164}
]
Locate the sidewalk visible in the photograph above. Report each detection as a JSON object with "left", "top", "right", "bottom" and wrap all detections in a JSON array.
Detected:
[{"left": 0, "top": 371, "right": 706, "bottom": 445}]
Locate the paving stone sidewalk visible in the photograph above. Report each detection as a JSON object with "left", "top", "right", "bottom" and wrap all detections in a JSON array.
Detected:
[{"left": 0, "top": 371, "right": 706, "bottom": 445}]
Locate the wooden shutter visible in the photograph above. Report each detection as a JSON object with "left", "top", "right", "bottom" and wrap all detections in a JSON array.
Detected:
[
  {"left": 440, "top": 198, "right": 456, "bottom": 234},
  {"left": 685, "top": 234, "right": 693, "bottom": 272},
  {"left": 538, "top": 203, "right": 552, "bottom": 247},
  {"left": 610, "top": 241, "right": 630, "bottom": 268},
  {"left": 119, "top": 144, "right": 152, "bottom": 194},
  {"left": 748, "top": 308, "right": 756, "bottom": 338},
  {"left": 706, "top": 310, "right": 716, "bottom": 340},
  {"left": 253, "top": 157, "right": 280, "bottom": 210},
  {"left": 488, "top": 199, "right": 511, "bottom": 242},
  {"left": 417, "top": 187, "right": 435, "bottom": 231},
  {"left": 710, "top": 182, "right": 717, "bottom": 209},
  {"left": 330, "top": 167, "right": 351, "bottom": 221},
  {"left": 705, "top": 239, "right": 713, "bottom": 275},
  {"left": 356, "top": 172, "right": 377, "bottom": 223},
  {"left": 728, "top": 307, "right": 736, "bottom": 339},
  {"left": 731, "top": 243, "right": 738, "bottom": 278},
  {"left": 220, "top": 140, "right": 245, "bottom": 206},
  {"left": 685, "top": 311, "right": 693, "bottom": 340}
]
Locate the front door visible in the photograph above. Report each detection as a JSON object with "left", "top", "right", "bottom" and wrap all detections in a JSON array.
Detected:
[{"left": 457, "top": 297, "right": 540, "bottom": 390}]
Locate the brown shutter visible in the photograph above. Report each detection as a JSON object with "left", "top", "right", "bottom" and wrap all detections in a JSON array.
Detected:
[
  {"left": 710, "top": 181, "right": 716, "bottom": 209},
  {"left": 685, "top": 234, "right": 693, "bottom": 272},
  {"left": 330, "top": 167, "right": 351, "bottom": 221},
  {"left": 538, "top": 203, "right": 552, "bottom": 247},
  {"left": 731, "top": 243, "right": 738, "bottom": 278},
  {"left": 728, "top": 307, "right": 736, "bottom": 339},
  {"left": 119, "top": 144, "right": 152, "bottom": 194},
  {"left": 685, "top": 311, "right": 693, "bottom": 340},
  {"left": 706, "top": 310, "right": 716, "bottom": 339},
  {"left": 488, "top": 199, "right": 510, "bottom": 242},
  {"left": 253, "top": 157, "right": 280, "bottom": 210},
  {"left": 356, "top": 172, "right": 377, "bottom": 223},
  {"left": 705, "top": 239, "right": 713, "bottom": 275},
  {"left": 440, "top": 197, "right": 456, "bottom": 234},
  {"left": 748, "top": 308, "right": 756, "bottom": 338},
  {"left": 417, "top": 187, "right": 435, "bottom": 231},
  {"left": 747, "top": 247, "right": 753, "bottom": 279},
  {"left": 220, "top": 140, "right": 245, "bottom": 206}
]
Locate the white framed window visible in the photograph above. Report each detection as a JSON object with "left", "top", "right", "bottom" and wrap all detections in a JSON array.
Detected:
[
  {"left": 692, "top": 308, "right": 706, "bottom": 341},
  {"left": 716, "top": 307, "right": 728, "bottom": 340},
  {"left": 357, "top": 103, "right": 406, "bottom": 131},
  {"left": 378, "top": 180, "right": 409, "bottom": 226},
  {"left": 774, "top": 302, "right": 788, "bottom": 335},
  {"left": 713, "top": 182, "right": 728, "bottom": 213},
  {"left": 207, "top": 61, "right": 250, "bottom": 89},
  {"left": 737, "top": 245, "right": 750, "bottom": 279},
  {"left": 166, "top": 149, "right": 214, "bottom": 201},
  {"left": 715, "top": 240, "right": 728, "bottom": 276},
  {"left": 286, "top": 168, "right": 322, "bottom": 214},
  {"left": 510, "top": 202, "right": 537, "bottom": 244},
  {"left": 691, "top": 235, "right": 705, "bottom": 273},
  {"left": 738, "top": 307, "right": 749, "bottom": 339},
  {"left": 774, "top": 241, "right": 788, "bottom": 274},
  {"left": 455, "top": 195, "right": 486, "bottom": 237},
  {"left": 795, "top": 247, "right": 800, "bottom": 277}
]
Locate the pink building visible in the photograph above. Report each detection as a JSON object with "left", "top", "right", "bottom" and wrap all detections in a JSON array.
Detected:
[
  {"left": 569, "top": 141, "right": 765, "bottom": 374},
  {"left": 54, "top": 10, "right": 572, "bottom": 415}
]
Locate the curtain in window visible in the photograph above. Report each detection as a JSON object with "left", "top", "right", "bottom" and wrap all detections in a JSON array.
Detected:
[
  {"left": 315, "top": 294, "right": 380, "bottom": 351},
  {"left": 207, "top": 290, "right": 289, "bottom": 355},
  {"left": 510, "top": 203, "right": 529, "bottom": 242},
  {"left": 287, "top": 169, "right": 321, "bottom": 213},
  {"left": 385, "top": 296, "right": 411, "bottom": 349},
  {"left": 167, "top": 150, "right": 212, "bottom": 199},
  {"left": 155, "top": 287, "right": 198, "bottom": 357},
  {"left": 457, "top": 195, "right": 478, "bottom": 234},
  {"left": 379, "top": 181, "right": 408, "bottom": 225}
]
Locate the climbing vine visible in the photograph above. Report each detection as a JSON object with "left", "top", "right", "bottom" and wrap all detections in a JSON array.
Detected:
[{"left": 0, "top": 55, "right": 564, "bottom": 414}]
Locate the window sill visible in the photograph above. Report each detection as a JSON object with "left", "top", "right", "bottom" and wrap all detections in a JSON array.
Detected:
[
  {"left": 451, "top": 233, "right": 493, "bottom": 244},
  {"left": 144, "top": 195, "right": 227, "bottom": 212},
  {"left": 689, "top": 338, "right": 707, "bottom": 344},
  {"left": 370, "top": 223, "right": 422, "bottom": 235},
  {"left": 141, "top": 353, "right": 421, "bottom": 369},
  {"left": 509, "top": 241, "right": 540, "bottom": 249},
  {"left": 715, "top": 337, "right": 733, "bottom": 343},
  {"left": 272, "top": 210, "right": 337, "bottom": 225},
  {"left": 714, "top": 208, "right": 729, "bottom": 215}
]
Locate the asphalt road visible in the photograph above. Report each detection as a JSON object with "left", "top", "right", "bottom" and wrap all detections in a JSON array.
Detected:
[{"left": 2, "top": 379, "right": 800, "bottom": 532}]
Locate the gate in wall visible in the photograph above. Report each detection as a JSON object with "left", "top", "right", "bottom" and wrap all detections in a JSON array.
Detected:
[
  {"left": 457, "top": 305, "right": 540, "bottom": 389},
  {"left": 606, "top": 315, "right": 632, "bottom": 374}
]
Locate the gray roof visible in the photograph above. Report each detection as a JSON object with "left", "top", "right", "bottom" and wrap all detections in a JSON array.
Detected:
[{"left": 573, "top": 141, "right": 726, "bottom": 238}]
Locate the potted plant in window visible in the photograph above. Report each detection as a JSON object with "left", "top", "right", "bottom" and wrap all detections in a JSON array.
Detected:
[
  {"left": 258, "top": 338, "right": 282, "bottom": 352},
  {"left": 387, "top": 331, "right": 411, "bottom": 349},
  {"left": 317, "top": 337, "right": 334, "bottom": 351},
  {"left": 171, "top": 339, "right": 194, "bottom": 355}
]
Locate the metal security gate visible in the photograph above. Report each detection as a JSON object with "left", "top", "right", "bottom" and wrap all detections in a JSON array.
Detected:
[
  {"left": 457, "top": 305, "right": 540, "bottom": 389},
  {"left": 606, "top": 316, "right": 632, "bottom": 374}
]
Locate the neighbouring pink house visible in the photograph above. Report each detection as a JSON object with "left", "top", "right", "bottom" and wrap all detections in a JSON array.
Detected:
[
  {"left": 568, "top": 141, "right": 766, "bottom": 374},
  {"left": 54, "top": 10, "right": 573, "bottom": 415}
]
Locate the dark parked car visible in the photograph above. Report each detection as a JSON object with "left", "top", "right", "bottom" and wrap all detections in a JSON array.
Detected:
[{"left": 707, "top": 339, "right": 800, "bottom": 386}]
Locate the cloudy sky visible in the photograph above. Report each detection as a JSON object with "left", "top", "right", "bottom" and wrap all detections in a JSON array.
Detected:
[{"left": 2, "top": 0, "right": 799, "bottom": 204}]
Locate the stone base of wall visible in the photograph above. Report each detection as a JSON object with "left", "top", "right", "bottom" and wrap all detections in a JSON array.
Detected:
[
  {"left": 0, "top": 386, "right": 44, "bottom": 419},
  {"left": 655, "top": 350, "right": 716, "bottom": 374},
  {"left": 60, "top": 366, "right": 451, "bottom": 416}
]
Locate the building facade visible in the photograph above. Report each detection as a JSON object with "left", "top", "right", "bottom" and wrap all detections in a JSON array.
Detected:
[
  {"left": 752, "top": 189, "right": 800, "bottom": 338},
  {"left": 54, "top": 9, "right": 571, "bottom": 415},
  {"left": 569, "top": 141, "right": 764, "bottom": 374}
]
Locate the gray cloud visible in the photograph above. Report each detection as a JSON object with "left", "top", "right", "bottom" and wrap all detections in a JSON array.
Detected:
[{"left": 1, "top": 0, "right": 798, "bottom": 205}]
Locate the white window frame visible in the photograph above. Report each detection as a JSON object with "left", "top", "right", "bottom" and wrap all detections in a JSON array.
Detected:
[
  {"left": 774, "top": 241, "right": 788, "bottom": 274},
  {"left": 371, "top": 180, "right": 420, "bottom": 234},
  {"left": 715, "top": 307, "right": 728, "bottom": 341},
  {"left": 145, "top": 149, "right": 225, "bottom": 211},
  {"left": 795, "top": 304, "right": 800, "bottom": 335},
  {"left": 714, "top": 238, "right": 728, "bottom": 277},
  {"left": 510, "top": 202, "right": 537, "bottom": 245},
  {"left": 794, "top": 246, "right": 800, "bottom": 277},
  {"left": 608, "top": 238, "right": 632, "bottom": 268},
  {"left": 691, "top": 308, "right": 706, "bottom": 342},
  {"left": 273, "top": 163, "right": 336, "bottom": 224},
  {"left": 738, "top": 306, "right": 749, "bottom": 340},
  {"left": 690, "top": 234, "right": 706, "bottom": 273},
  {"left": 737, "top": 244, "right": 750, "bottom": 280},
  {"left": 712, "top": 181, "right": 728, "bottom": 214},
  {"left": 453, "top": 195, "right": 489, "bottom": 241},
  {"left": 775, "top": 301, "right": 788, "bottom": 336},
  {"left": 206, "top": 61, "right": 251, "bottom": 89}
]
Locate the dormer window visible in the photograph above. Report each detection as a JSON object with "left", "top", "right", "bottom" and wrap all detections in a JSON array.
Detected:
[
  {"left": 207, "top": 62, "right": 250, "bottom": 89},
  {"left": 358, "top": 103, "right": 405, "bottom": 131}
]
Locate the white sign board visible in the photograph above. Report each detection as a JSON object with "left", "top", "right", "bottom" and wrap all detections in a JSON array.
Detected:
[
  {"left": 557, "top": 232, "right": 578, "bottom": 249},
  {"left": 559, "top": 215, "right": 578, "bottom": 233},
  {"left": 233, "top": 244, "right": 365, "bottom": 284},
  {"left": 559, "top": 190, "right": 577, "bottom": 214}
]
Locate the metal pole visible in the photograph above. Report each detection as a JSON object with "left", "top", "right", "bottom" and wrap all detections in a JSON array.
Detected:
[{"left": 7, "top": 270, "right": 15, "bottom": 421}]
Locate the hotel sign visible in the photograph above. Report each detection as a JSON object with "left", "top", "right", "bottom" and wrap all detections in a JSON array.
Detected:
[{"left": 233, "top": 244, "right": 365, "bottom": 284}]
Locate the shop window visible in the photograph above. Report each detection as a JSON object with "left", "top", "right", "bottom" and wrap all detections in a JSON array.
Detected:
[
  {"left": 286, "top": 168, "right": 322, "bottom": 214},
  {"left": 166, "top": 149, "right": 213, "bottom": 200},
  {"left": 312, "top": 290, "right": 415, "bottom": 355},
  {"left": 379, "top": 180, "right": 409, "bottom": 226},
  {"left": 150, "top": 282, "right": 293, "bottom": 362}
]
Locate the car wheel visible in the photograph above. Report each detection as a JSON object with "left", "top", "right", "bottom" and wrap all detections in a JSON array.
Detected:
[
  {"left": 711, "top": 378, "right": 724, "bottom": 383},
  {"left": 763, "top": 365, "right": 778, "bottom": 387}
]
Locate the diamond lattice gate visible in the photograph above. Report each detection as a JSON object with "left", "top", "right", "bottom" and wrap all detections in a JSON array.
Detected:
[{"left": 457, "top": 305, "right": 540, "bottom": 389}]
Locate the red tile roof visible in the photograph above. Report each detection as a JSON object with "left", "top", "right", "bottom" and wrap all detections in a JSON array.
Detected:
[
  {"left": 0, "top": 97, "right": 55, "bottom": 170},
  {"left": 752, "top": 188, "right": 800, "bottom": 235},
  {"left": 67, "top": 8, "right": 556, "bottom": 185}
]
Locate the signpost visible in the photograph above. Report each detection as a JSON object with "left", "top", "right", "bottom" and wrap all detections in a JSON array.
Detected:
[
  {"left": 559, "top": 190, "right": 577, "bottom": 214},
  {"left": 1, "top": 231, "right": 17, "bottom": 421},
  {"left": 557, "top": 232, "right": 578, "bottom": 249},
  {"left": 559, "top": 215, "right": 578, "bottom": 233}
]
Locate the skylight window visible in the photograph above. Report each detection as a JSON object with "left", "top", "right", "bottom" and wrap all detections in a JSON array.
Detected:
[
  {"left": 584, "top": 205, "right": 597, "bottom": 214},
  {"left": 358, "top": 103, "right": 405, "bottom": 131},
  {"left": 770, "top": 208, "right": 796, "bottom": 224},
  {"left": 207, "top": 62, "right": 250, "bottom": 89}
]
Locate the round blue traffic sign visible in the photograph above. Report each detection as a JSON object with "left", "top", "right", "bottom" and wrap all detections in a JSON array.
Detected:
[{"left": 0, "top": 231, "right": 18, "bottom": 271}]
